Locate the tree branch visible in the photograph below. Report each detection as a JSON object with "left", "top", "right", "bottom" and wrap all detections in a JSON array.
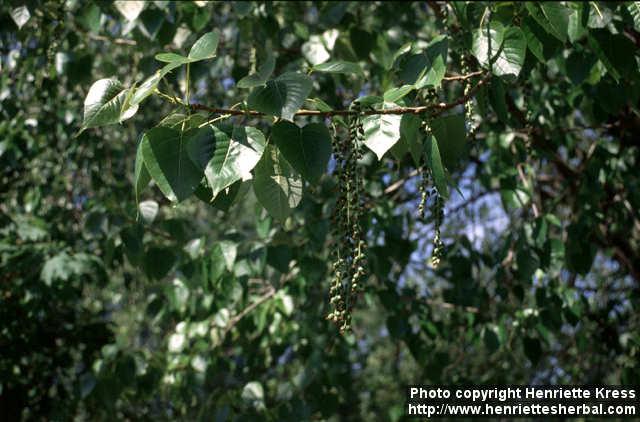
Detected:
[{"left": 189, "top": 73, "right": 491, "bottom": 118}]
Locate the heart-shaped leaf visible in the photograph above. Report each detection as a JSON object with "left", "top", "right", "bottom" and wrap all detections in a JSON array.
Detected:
[
  {"left": 492, "top": 27, "right": 527, "bottom": 80},
  {"left": 271, "top": 121, "right": 332, "bottom": 183},
  {"left": 82, "top": 78, "right": 136, "bottom": 129},
  {"left": 363, "top": 102, "right": 402, "bottom": 160},
  {"left": 140, "top": 127, "right": 204, "bottom": 202},
  {"left": 188, "top": 125, "right": 266, "bottom": 199},
  {"left": 472, "top": 21, "right": 505, "bottom": 68},
  {"left": 253, "top": 144, "right": 303, "bottom": 221},
  {"left": 525, "top": 2, "right": 569, "bottom": 43},
  {"left": 247, "top": 72, "right": 313, "bottom": 121},
  {"left": 473, "top": 22, "right": 526, "bottom": 80},
  {"left": 10, "top": 5, "right": 30, "bottom": 28}
]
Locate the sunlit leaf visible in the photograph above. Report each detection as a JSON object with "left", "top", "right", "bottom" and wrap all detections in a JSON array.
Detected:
[
  {"left": 81, "top": 79, "right": 134, "bottom": 129},
  {"left": 363, "top": 102, "right": 402, "bottom": 160}
]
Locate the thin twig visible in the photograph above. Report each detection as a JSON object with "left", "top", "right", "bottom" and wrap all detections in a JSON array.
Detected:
[
  {"left": 443, "top": 70, "right": 484, "bottom": 81},
  {"left": 226, "top": 286, "right": 276, "bottom": 331},
  {"left": 384, "top": 169, "right": 420, "bottom": 195}
]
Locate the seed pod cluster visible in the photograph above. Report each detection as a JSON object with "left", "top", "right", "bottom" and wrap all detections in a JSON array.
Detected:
[
  {"left": 420, "top": 119, "right": 445, "bottom": 268},
  {"left": 425, "top": 87, "right": 439, "bottom": 105},
  {"left": 430, "top": 191, "right": 445, "bottom": 268},
  {"left": 327, "top": 102, "right": 368, "bottom": 333},
  {"left": 417, "top": 166, "right": 432, "bottom": 220}
]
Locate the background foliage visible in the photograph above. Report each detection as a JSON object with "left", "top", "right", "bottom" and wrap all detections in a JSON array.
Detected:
[{"left": 1, "top": 1, "right": 640, "bottom": 420}]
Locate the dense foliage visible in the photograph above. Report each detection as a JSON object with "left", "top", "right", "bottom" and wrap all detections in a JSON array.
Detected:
[{"left": 1, "top": 1, "right": 640, "bottom": 420}]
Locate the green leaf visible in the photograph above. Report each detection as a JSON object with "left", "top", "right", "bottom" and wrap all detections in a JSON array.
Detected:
[
  {"left": 140, "top": 127, "right": 204, "bottom": 202},
  {"left": 521, "top": 16, "right": 562, "bottom": 63},
  {"left": 398, "top": 36, "right": 449, "bottom": 88},
  {"left": 40, "top": 253, "right": 98, "bottom": 286},
  {"left": 301, "top": 29, "right": 339, "bottom": 65},
  {"left": 134, "top": 139, "right": 150, "bottom": 204},
  {"left": 187, "top": 125, "right": 265, "bottom": 198},
  {"left": 489, "top": 78, "right": 509, "bottom": 124},
  {"left": 430, "top": 114, "right": 467, "bottom": 170},
  {"left": 472, "top": 21, "right": 504, "bottom": 69},
  {"left": 188, "top": 31, "right": 220, "bottom": 61},
  {"left": 158, "top": 112, "right": 207, "bottom": 130},
  {"left": 355, "top": 95, "right": 384, "bottom": 108},
  {"left": 349, "top": 28, "right": 375, "bottom": 60},
  {"left": 137, "top": 9, "right": 164, "bottom": 41},
  {"left": 372, "top": 33, "right": 394, "bottom": 70},
  {"left": 247, "top": 72, "right": 313, "bottom": 121},
  {"left": 424, "top": 134, "right": 449, "bottom": 199},
  {"left": 253, "top": 144, "right": 303, "bottom": 221},
  {"left": 155, "top": 52, "right": 190, "bottom": 64},
  {"left": 383, "top": 85, "right": 414, "bottom": 102},
  {"left": 10, "top": 5, "right": 30, "bottom": 29},
  {"left": 565, "top": 223, "right": 596, "bottom": 275},
  {"left": 82, "top": 79, "right": 136, "bottom": 129},
  {"left": 237, "top": 54, "right": 276, "bottom": 89},
  {"left": 312, "top": 60, "right": 364, "bottom": 77},
  {"left": 271, "top": 121, "right": 332, "bottom": 183},
  {"left": 391, "top": 114, "right": 422, "bottom": 166},
  {"left": 114, "top": 0, "right": 145, "bottom": 21},
  {"left": 567, "top": 2, "right": 589, "bottom": 43},
  {"left": 362, "top": 102, "right": 402, "bottom": 160},
  {"left": 306, "top": 97, "right": 333, "bottom": 112},
  {"left": 194, "top": 180, "right": 247, "bottom": 211},
  {"left": 416, "top": 35, "right": 449, "bottom": 88},
  {"left": 566, "top": 51, "right": 597, "bottom": 85},
  {"left": 143, "top": 247, "right": 175, "bottom": 280},
  {"left": 493, "top": 27, "right": 527, "bottom": 80},
  {"left": 130, "top": 62, "right": 182, "bottom": 106},
  {"left": 195, "top": 126, "right": 266, "bottom": 199},
  {"left": 241, "top": 381, "right": 265, "bottom": 411},
  {"left": 154, "top": 31, "right": 219, "bottom": 65},
  {"left": 138, "top": 200, "right": 159, "bottom": 224},
  {"left": 525, "top": 2, "right": 569, "bottom": 43},
  {"left": 588, "top": 30, "right": 637, "bottom": 81},
  {"left": 483, "top": 326, "right": 501, "bottom": 353},
  {"left": 628, "top": 2, "right": 640, "bottom": 31}
]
